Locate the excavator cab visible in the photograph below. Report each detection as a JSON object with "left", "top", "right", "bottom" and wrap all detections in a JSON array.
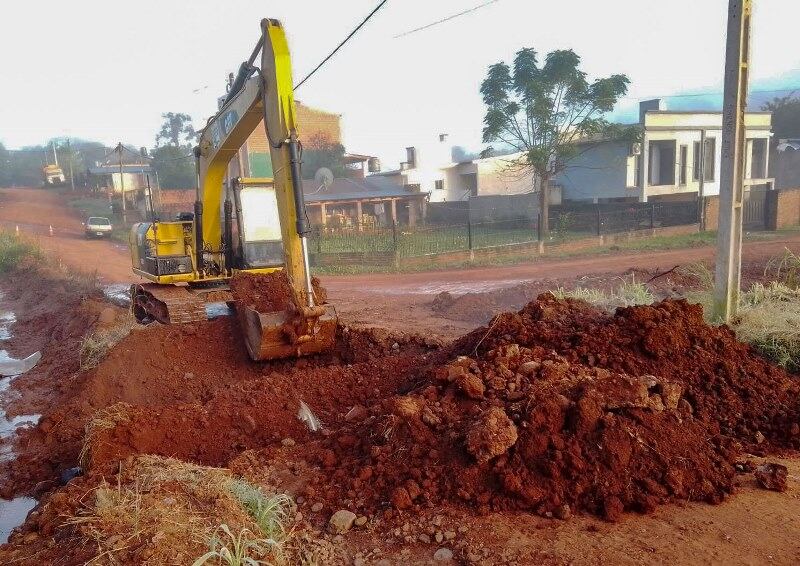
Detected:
[{"left": 230, "top": 178, "right": 284, "bottom": 269}]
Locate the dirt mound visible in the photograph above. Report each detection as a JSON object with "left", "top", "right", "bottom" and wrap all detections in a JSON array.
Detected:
[
  {"left": 230, "top": 271, "right": 327, "bottom": 312},
  {"left": 230, "top": 295, "right": 798, "bottom": 522},
  {"left": 431, "top": 291, "right": 502, "bottom": 324}
]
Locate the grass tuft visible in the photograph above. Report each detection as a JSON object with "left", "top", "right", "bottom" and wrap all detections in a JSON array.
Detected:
[
  {"left": 80, "top": 316, "right": 136, "bottom": 370},
  {"left": 79, "top": 402, "right": 132, "bottom": 469},
  {"left": 0, "top": 230, "right": 42, "bottom": 272}
]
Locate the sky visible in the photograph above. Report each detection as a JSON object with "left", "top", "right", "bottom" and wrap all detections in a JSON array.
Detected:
[{"left": 1, "top": 0, "right": 799, "bottom": 168}]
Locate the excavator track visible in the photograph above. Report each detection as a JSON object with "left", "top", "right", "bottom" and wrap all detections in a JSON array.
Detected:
[{"left": 131, "top": 283, "right": 209, "bottom": 324}]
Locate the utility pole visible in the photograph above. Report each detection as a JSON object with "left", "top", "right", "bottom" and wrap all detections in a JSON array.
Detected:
[
  {"left": 713, "top": 0, "right": 752, "bottom": 322},
  {"left": 117, "top": 142, "right": 127, "bottom": 224},
  {"left": 52, "top": 141, "right": 58, "bottom": 166},
  {"left": 67, "top": 138, "right": 75, "bottom": 191}
]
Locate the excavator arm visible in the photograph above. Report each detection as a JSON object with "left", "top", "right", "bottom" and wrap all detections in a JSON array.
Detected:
[{"left": 195, "top": 19, "right": 314, "bottom": 306}]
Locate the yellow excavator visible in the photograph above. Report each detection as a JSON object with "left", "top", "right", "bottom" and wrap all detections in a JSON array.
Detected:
[{"left": 129, "top": 18, "right": 336, "bottom": 361}]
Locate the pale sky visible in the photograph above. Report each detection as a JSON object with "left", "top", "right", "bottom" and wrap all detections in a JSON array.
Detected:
[{"left": 1, "top": 0, "right": 799, "bottom": 167}]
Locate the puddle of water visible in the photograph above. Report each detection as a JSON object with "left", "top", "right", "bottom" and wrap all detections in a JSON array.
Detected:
[
  {"left": 0, "top": 311, "right": 16, "bottom": 341},
  {"left": 365, "top": 279, "right": 530, "bottom": 296},
  {"left": 103, "top": 283, "right": 131, "bottom": 307},
  {"left": 0, "top": 496, "right": 37, "bottom": 543}
]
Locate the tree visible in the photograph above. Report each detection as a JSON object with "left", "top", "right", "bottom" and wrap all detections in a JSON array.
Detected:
[
  {"left": 152, "top": 113, "right": 196, "bottom": 189},
  {"left": 301, "top": 133, "right": 346, "bottom": 180},
  {"left": 151, "top": 145, "right": 195, "bottom": 189},
  {"left": 155, "top": 112, "right": 197, "bottom": 147},
  {"left": 0, "top": 143, "right": 10, "bottom": 187},
  {"left": 480, "top": 48, "right": 633, "bottom": 235},
  {"left": 762, "top": 95, "right": 800, "bottom": 148}
]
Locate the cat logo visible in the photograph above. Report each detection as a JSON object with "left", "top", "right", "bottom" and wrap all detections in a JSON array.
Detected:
[{"left": 222, "top": 110, "right": 239, "bottom": 136}]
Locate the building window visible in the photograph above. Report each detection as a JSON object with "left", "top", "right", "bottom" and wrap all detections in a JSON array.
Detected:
[
  {"left": 749, "top": 138, "right": 767, "bottom": 179},
  {"left": 434, "top": 179, "right": 444, "bottom": 190},
  {"left": 679, "top": 145, "right": 688, "bottom": 186},
  {"left": 626, "top": 154, "right": 641, "bottom": 188},
  {"left": 693, "top": 141, "right": 701, "bottom": 181},
  {"left": 703, "top": 138, "right": 716, "bottom": 182},
  {"left": 404, "top": 183, "right": 421, "bottom": 192},
  {"left": 648, "top": 140, "right": 676, "bottom": 186}
]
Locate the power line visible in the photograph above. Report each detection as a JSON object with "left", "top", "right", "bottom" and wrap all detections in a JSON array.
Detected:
[
  {"left": 394, "top": 0, "right": 500, "bottom": 38},
  {"left": 294, "top": 0, "right": 389, "bottom": 90},
  {"left": 620, "top": 86, "right": 800, "bottom": 102}
]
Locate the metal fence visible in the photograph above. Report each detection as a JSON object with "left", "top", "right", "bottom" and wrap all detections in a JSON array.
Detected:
[{"left": 308, "top": 199, "right": 700, "bottom": 265}]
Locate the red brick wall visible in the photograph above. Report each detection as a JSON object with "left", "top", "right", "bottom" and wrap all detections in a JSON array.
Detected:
[
  {"left": 775, "top": 188, "right": 800, "bottom": 229},
  {"left": 246, "top": 102, "right": 341, "bottom": 154}
]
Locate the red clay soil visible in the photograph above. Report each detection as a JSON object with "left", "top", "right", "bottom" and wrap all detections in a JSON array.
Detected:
[
  {"left": 0, "top": 267, "right": 117, "bottom": 498},
  {"left": 70, "top": 295, "right": 800, "bottom": 525},
  {"left": 229, "top": 271, "right": 328, "bottom": 312}
]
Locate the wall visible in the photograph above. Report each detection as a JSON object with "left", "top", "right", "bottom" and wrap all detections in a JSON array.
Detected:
[
  {"left": 554, "top": 141, "right": 631, "bottom": 202},
  {"left": 774, "top": 187, "right": 800, "bottom": 229},
  {"left": 244, "top": 102, "right": 341, "bottom": 177}
]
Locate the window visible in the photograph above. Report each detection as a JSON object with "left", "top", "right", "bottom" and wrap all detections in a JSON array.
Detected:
[
  {"left": 703, "top": 138, "right": 716, "bottom": 182},
  {"left": 648, "top": 140, "right": 676, "bottom": 186},
  {"left": 692, "top": 142, "right": 701, "bottom": 181},
  {"left": 434, "top": 179, "right": 444, "bottom": 190},
  {"left": 749, "top": 138, "right": 767, "bottom": 179},
  {"left": 626, "top": 155, "right": 641, "bottom": 187},
  {"left": 404, "top": 183, "right": 421, "bottom": 192},
  {"left": 679, "top": 145, "right": 688, "bottom": 186}
]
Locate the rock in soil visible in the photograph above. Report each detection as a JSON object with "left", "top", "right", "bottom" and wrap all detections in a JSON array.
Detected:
[
  {"left": 755, "top": 463, "right": 789, "bottom": 492},
  {"left": 328, "top": 509, "right": 357, "bottom": 534}
]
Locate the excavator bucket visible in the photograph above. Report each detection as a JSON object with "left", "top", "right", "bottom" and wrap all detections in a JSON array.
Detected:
[{"left": 237, "top": 303, "right": 337, "bottom": 361}]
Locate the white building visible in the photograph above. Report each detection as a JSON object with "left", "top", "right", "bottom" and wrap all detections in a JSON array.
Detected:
[
  {"left": 370, "top": 135, "right": 560, "bottom": 204},
  {"left": 555, "top": 99, "right": 773, "bottom": 203}
]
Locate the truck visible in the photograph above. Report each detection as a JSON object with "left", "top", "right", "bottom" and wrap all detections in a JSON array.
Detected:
[{"left": 42, "top": 164, "right": 66, "bottom": 187}]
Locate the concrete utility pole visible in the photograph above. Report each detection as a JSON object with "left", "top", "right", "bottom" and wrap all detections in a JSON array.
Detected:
[
  {"left": 66, "top": 138, "right": 75, "bottom": 191},
  {"left": 713, "top": 0, "right": 752, "bottom": 322},
  {"left": 117, "top": 142, "right": 127, "bottom": 224}
]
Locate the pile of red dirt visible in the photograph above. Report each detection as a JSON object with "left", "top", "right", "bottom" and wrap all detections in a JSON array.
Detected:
[
  {"left": 10, "top": 291, "right": 800, "bottom": 532},
  {"left": 239, "top": 294, "right": 799, "bottom": 521},
  {"left": 230, "top": 271, "right": 327, "bottom": 312}
]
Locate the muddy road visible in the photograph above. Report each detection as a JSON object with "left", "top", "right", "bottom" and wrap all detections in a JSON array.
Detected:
[{"left": 2, "top": 186, "right": 800, "bottom": 338}]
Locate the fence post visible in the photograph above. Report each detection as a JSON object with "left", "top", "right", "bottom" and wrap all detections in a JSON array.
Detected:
[
  {"left": 391, "top": 218, "right": 399, "bottom": 270},
  {"left": 650, "top": 203, "right": 656, "bottom": 230},
  {"left": 467, "top": 216, "right": 474, "bottom": 262},
  {"left": 595, "top": 206, "right": 602, "bottom": 237}
]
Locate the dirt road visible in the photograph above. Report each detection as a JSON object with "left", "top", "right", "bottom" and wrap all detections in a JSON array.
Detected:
[
  {"left": 0, "top": 188, "right": 136, "bottom": 283},
  {"left": 2, "top": 186, "right": 799, "bottom": 337}
]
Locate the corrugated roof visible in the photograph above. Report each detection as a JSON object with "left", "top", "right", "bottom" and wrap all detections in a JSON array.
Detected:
[
  {"left": 89, "top": 164, "right": 154, "bottom": 175},
  {"left": 302, "top": 176, "right": 426, "bottom": 203}
]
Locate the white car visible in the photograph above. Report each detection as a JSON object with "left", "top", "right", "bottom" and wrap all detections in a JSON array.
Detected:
[{"left": 84, "top": 217, "right": 113, "bottom": 239}]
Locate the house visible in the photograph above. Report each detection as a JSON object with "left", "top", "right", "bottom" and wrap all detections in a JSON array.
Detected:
[
  {"left": 773, "top": 138, "right": 800, "bottom": 190},
  {"left": 369, "top": 134, "right": 559, "bottom": 204},
  {"left": 87, "top": 163, "right": 157, "bottom": 210},
  {"left": 303, "top": 174, "right": 428, "bottom": 228},
  {"left": 555, "top": 99, "right": 774, "bottom": 203}
]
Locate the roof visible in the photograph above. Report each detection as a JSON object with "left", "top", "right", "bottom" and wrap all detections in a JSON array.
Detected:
[
  {"left": 302, "top": 176, "right": 427, "bottom": 203},
  {"left": 89, "top": 164, "right": 154, "bottom": 175}
]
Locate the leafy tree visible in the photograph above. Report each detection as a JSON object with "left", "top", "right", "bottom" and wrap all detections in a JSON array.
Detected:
[
  {"left": 0, "top": 143, "right": 10, "bottom": 187},
  {"left": 762, "top": 95, "right": 800, "bottom": 148},
  {"left": 480, "top": 48, "right": 632, "bottom": 235},
  {"left": 150, "top": 145, "right": 195, "bottom": 189},
  {"left": 301, "top": 133, "right": 346, "bottom": 180},
  {"left": 155, "top": 112, "right": 197, "bottom": 147}
]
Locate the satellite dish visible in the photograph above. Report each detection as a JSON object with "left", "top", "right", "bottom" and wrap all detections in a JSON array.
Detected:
[{"left": 314, "top": 167, "right": 334, "bottom": 191}]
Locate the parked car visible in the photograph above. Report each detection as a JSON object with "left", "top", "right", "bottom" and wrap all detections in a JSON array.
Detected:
[{"left": 84, "top": 217, "right": 113, "bottom": 239}]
